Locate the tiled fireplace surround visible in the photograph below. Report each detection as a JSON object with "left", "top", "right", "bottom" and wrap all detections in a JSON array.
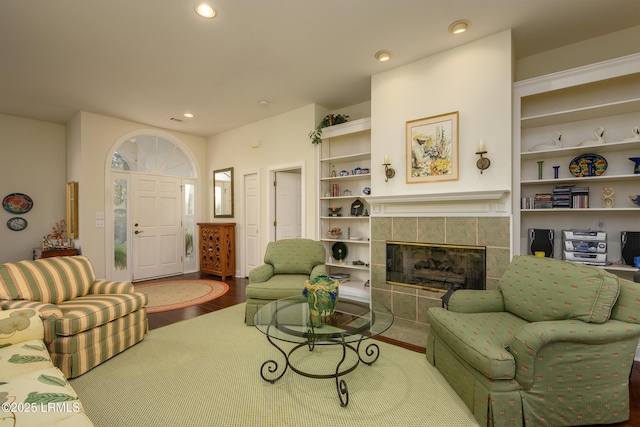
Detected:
[{"left": 368, "top": 197, "right": 511, "bottom": 348}]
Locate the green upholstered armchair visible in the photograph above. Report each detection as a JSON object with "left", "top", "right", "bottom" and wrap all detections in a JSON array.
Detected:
[
  {"left": 426, "top": 255, "right": 640, "bottom": 427},
  {"left": 245, "top": 238, "right": 325, "bottom": 325}
]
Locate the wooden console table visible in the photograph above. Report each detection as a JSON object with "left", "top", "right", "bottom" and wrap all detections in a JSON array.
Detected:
[
  {"left": 35, "top": 248, "right": 79, "bottom": 259},
  {"left": 198, "top": 222, "right": 236, "bottom": 279}
]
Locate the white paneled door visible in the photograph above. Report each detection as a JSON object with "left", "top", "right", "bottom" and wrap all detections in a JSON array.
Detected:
[
  {"left": 132, "top": 175, "right": 182, "bottom": 281},
  {"left": 274, "top": 170, "right": 301, "bottom": 240},
  {"left": 244, "top": 172, "right": 260, "bottom": 277}
]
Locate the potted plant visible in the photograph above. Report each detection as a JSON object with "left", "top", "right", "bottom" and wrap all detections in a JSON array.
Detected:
[{"left": 308, "top": 114, "right": 349, "bottom": 144}]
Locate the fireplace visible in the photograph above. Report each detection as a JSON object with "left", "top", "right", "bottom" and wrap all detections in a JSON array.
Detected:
[{"left": 386, "top": 241, "right": 486, "bottom": 292}]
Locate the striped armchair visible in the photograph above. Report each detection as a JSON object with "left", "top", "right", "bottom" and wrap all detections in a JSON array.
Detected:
[{"left": 0, "top": 256, "right": 148, "bottom": 378}]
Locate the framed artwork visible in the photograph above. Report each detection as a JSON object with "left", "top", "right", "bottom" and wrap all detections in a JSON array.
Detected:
[
  {"left": 66, "top": 182, "right": 78, "bottom": 238},
  {"left": 406, "top": 111, "right": 459, "bottom": 183}
]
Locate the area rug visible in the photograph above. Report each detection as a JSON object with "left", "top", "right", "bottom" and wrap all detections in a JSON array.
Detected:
[
  {"left": 70, "top": 303, "right": 479, "bottom": 427},
  {"left": 134, "top": 280, "right": 229, "bottom": 313}
]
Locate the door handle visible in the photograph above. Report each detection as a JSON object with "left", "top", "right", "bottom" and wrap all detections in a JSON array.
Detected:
[{"left": 135, "top": 230, "right": 144, "bottom": 234}]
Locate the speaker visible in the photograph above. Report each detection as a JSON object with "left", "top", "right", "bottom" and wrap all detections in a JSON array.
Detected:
[
  {"left": 621, "top": 231, "right": 640, "bottom": 266},
  {"left": 529, "top": 228, "right": 554, "bottom": 257}
]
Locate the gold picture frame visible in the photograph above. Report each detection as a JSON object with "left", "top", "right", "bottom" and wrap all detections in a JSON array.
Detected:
[
  {"left": 406, "top": 111, "right": 459, "bottom": 183},
  {"left": 66, "top": 182, "right": 78, "bottom": 238}
]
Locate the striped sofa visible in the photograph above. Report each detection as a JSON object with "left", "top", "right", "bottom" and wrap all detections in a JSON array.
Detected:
[{"left": 0, "top": 256, "right": 148, "bottom": 378}]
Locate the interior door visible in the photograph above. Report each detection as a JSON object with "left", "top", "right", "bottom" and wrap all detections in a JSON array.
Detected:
[
  {"left": 274, "top": 170, "right": 301, "bottom": 240},
  {"left": 244, "top": 172, "right": 260, "bottom": 276},
  {"left": 132, "top": 175, "right": 182, "bottom": 281}
]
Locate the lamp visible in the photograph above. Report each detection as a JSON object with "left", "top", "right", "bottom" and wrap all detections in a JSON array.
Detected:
[
  {"left": 475, "top": 139, "right": 491, "bottom": 174},
  {"left": 383, "top": 154, "right": 395, "bottom": 182}
]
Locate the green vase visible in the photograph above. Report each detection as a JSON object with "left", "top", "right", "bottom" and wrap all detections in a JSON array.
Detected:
[{"left": 303, "top": 275, "right": 339, "bottom": 328}]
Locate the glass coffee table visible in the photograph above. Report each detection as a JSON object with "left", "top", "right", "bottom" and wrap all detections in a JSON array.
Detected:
[{"left": 253, "top": 295, "right": 394, "bottom": 407}]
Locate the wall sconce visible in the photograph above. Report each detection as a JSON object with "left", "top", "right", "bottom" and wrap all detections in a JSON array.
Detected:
[
  {"left": 383, "top": 154, "right": 395, "bottom": 182},
  {"left": 476, "top": 139, "right": 491, "bottom": 174}
]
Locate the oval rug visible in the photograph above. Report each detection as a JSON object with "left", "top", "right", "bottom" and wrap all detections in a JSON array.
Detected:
[{"left": 135, "top": 280, "right": 229, "bottom": 313}]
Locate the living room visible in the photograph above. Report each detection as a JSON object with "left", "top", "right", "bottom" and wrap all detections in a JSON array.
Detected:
[{"left": 1, "top": 2, "right": 640, "bottom": 426}]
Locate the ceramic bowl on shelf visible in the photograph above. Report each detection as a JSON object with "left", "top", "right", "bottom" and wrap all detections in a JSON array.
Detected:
[
  {"left": 629, "top": 195, "right": 640, "bottom": 207},
  {"left": 328, "top": 229, "right": 343, "bottom": 239},
  {"left": 328, "top": 206, "right": 342, "bottom": 215}
]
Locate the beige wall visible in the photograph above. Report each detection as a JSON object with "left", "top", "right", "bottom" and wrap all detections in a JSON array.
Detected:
[
  {"left": 516, "top": 25, "right": 640, "bottom": 81},
  {"left": 370, "top": 30, "right": 513, "bottom": 199},
  {"left": 206, "top": 104, "right": 323, "bottom": 272},
  {"left": 0, "top": 114, "right": 67, "bottom": 263},
  {"left": 67, "top": 112, "right": 207, "bottom": 279}
]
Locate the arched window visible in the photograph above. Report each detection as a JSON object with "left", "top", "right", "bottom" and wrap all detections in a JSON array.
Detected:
[{"left": 111, "top": 135, "right": 194, "bottom": 177}]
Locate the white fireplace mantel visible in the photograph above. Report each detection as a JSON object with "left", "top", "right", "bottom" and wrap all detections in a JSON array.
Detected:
[{"left": 365, "top": 189, "right": 511, "bottom": 216}]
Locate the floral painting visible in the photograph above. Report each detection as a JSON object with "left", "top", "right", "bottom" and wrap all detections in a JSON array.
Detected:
[{"left": 406, "top": 112, "right": 458, "bottom": 183}]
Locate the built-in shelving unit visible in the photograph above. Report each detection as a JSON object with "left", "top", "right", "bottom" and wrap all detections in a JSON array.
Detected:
[
  {"left": 513, "top": 54, "right": 640, "bottom": 278},
  {"left": 317, "top": 117, "right": 372, "bottom": 299}
]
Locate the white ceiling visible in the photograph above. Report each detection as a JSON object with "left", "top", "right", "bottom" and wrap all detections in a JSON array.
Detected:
[{"left": 1, "top": 0, "right": 639, "bottom": 138}]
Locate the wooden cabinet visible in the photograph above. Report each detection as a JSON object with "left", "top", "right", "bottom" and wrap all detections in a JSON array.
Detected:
[
  {"left": 513, "top": 54, "right": 640, "bottom": 277},
  {"left": 198, "top": 222, "right": 236, "bottom": 279},
  {"left": 318, "top": 117, "right": 372, "bottom": 299},
  {"left": 34, "top": 248, "right": 79, "bottom": 259}
]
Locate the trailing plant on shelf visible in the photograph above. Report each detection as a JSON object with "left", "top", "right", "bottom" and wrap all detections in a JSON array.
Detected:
[{"left": 308, "top": 114, "right": 349, "bottom": 144}]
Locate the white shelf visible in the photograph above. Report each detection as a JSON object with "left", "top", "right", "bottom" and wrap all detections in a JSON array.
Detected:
[
  {"left": 320, "top": 152, "right": 371, "bottom": 163},
  {"left": 521, "top": 173, "right": 640, "bottom": 186},
  {"left": 320, "top": 173, "right": 370, "bottom": 182},
  {"left": 521, "top": 98, "right": 640, "bottom": 129},
  {"left": 521, "top": 140, "right": 640, "bottom": 160},
  {"left": 326, "top": 262, "right": 370, "bottom": 271},
  {"left": 318, "top": 117, "right": 372, "bottom": 301},
  {"left": 522, "top": 208, "right": 639, "bottom": 212},
  {"left": 321, "top": 238, "right": 369, "bottom": 244},
  {"left": 513, "top": 55, "right": 640, "bottom": 279},
  {"left": 320, "top": 216, "right": 370, "bottom": 220},
  {"left": 321, "top": 117, "right": 371, "bottom": 139}
]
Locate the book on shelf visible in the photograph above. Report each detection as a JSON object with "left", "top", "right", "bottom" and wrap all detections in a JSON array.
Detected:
[{"left": 328, "top": 273, "right": 350, "bottom": 281}]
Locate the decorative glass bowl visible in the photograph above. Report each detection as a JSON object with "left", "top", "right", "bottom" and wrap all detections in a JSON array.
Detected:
[{"left": 328, "top": 229, "right": 343, "bottom": 239}]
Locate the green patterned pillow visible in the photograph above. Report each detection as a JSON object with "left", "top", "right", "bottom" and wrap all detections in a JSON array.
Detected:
[
  {"left": 499, "top": 256, "right": 619, "bottom": 324},
  {"left": 0, "top": 308, "right": 44, "bottom": 347}
]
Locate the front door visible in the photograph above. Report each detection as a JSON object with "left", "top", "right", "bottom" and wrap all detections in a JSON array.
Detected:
[{"left": 132, "top": 174, "right": 182, "bottom": 281}]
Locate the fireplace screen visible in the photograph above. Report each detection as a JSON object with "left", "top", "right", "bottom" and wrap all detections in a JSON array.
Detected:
[{"left": 386, "top": 241, "right": 486, "bottom": 291}]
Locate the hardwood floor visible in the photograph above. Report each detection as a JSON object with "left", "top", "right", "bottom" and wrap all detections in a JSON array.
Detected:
[{"left": 140, "top": 273, "right": 639, "bottom": 427}]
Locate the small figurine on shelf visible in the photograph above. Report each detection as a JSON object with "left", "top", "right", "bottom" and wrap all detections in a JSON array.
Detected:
[
  {"left": 622, "top": 126, "right": 640, "bottom": 142},
  {"left": 577, "top": 126, "right": 605, "bottom": 146},
  {"left": 529, "top": 131, "right": 563, "bottom": 152}
]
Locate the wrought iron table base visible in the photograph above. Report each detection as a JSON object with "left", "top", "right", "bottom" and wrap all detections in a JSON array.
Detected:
[{"left": 260, "top": 327, "right": 381, "bottom": 407}]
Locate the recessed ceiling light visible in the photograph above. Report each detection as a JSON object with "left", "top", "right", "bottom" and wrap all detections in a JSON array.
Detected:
[
  {"left": 259, "top": 100, "right": 269, "bottom": 107},
  {"left": 375, "top": 50, "right": 392, "bottom": 62},
  {"left": 195, "top": 3, "right": 216, "bottom": 18},
  {"left": 448, "top": 19, "right": 471, "bottom": 34},
  {"left": 184, "top": 113, "right": 194, "bottom": 118}
]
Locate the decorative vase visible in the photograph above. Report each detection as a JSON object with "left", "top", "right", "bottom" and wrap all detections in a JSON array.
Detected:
[
  {"left": 302, "top": 275, "right": 339, "bottom": 328},
  {"left": 537, "top": 161, "right": 544, "bottom": 180},
  {"left": 629, "top": 157, "right": 640, "bottom": 174}
]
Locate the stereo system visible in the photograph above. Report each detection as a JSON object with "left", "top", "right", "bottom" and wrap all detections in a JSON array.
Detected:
[
  {"left": 562, "top": 230, "right": 607, "bottom": 266},
  {"left": 528, "top": 229, "right": 554, "bottom": 257},
  {"left": 621, "top": 231, "right": 640, "bottom": 266},
  {"left": 528, "top": 229, "right": 639, "bottom": 268}
]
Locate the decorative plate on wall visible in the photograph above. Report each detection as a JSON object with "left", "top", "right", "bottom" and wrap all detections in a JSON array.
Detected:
[
  {"left": 7, "top": 217, "right": 28, "bottom": 231},
  {"left": 569, "top": 153, "right": 607, "bottom": 177},
  {"left": 2, "top": 193, "right": 34, "bottom": 214}
]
